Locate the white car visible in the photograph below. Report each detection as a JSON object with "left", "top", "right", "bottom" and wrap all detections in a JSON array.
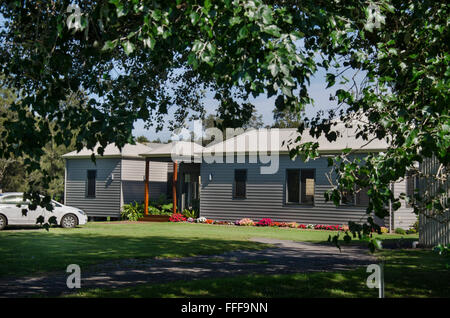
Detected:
[{"left": 0, "top": 192, "right": 88, "bottom": 230}]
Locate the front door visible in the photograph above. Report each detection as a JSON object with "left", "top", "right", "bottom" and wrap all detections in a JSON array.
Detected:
[{"left": 182, "top": 173, "right": 199, "bottom": 212}]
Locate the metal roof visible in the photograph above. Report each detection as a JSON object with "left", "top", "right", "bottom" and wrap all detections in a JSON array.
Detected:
[
  {"left": 201, "top": 125, "right": 389, "bottom": 155},
  {"left": 62, "top": 143, "right": 162, "bottom": 159}
]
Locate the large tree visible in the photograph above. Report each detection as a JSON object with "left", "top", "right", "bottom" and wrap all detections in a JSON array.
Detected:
[{"left": 0, "top": 1, "right": 448, "bottom": 247}]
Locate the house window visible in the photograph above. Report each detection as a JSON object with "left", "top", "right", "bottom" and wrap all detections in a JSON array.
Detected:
[
  {"left": 87, "top": 170, "right": 96, "bottom": 198},
  {"left": 406, "top": 171, "right": 415, "bottom": 207},
  {"left": 167, "top": 172, "right": 173, "bottom": 198},
  {"left": 286, "top": 169, "right": 315, "bottom": 205},
  {"left": 234, "top": 169, "right": 247, "bottom": 199},
  {"left": 355, "top": 186, "right": 370, "bottom": 206},
  {"left": 341, "top": 175, "right": 369, "bottom": 207},
  {"left": 287, "top": 170, "right": 300, "bottom": 203}
]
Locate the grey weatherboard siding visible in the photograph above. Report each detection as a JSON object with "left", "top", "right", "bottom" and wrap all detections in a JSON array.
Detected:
[
  {"left": 65, "top": 157, "right": 172, "bottom": 217},
  {"left": 200, "top": 155, "right": 386, "bottom": 225},
  {"left": 65, "top": 158, "right": 122, "bottom": 217}
]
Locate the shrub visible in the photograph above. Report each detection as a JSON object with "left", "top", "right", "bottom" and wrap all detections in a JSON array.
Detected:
[
  {"left": 169, "top": 213, "right": 186, "bottom": 222},
  {"left": 307, "top": 224, "right": 314, "bottom": 229},
  {"left": 238, "top": 218, "right": 254, "bottom": 226},
  {"left": 380, "top": 227, "right": 389, "bottom": 234},
  {"left": 395, "top": 228, "right": 407, "bottom": 235},
  {"left": 205, "top": 219, "right": 214, "bottom": 224},
  {"left": 182, "top": 208, "right": 198, "bottom": 219},
  {"left": 287, "top": 222, "right": 298, "bottom": 228},
  {"left": 121, "top": 202, "right": 144, "bottom": 221},
  {"left": 256, "top": 218, "right": 273, "bottom": 226},
  {"left": 298, "top": 224, "right": 307, "bottom": 229},
  {"left": 406, "top": 228, "right": 417, "bottom": 234}
]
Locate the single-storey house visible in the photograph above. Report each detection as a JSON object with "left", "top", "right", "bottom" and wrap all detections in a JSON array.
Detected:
[
  {"left": 63, "top": 126, "right": 417, "bottom": 229},
  {"left": 62, "top": 143, "right": 174, "bottom": 218}
]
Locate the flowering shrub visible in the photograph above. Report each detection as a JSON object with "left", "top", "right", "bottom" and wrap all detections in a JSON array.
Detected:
[
  {"left": 196, "top": 217, "right": 207, "bottom": 223},
  {"left": 256, "top": 218, "right": 273, "bottom": 226},
  {"left": 307, "top": 224, "right": 314, "bottom": 229},
  {"left": 187, "top": 217, "right": 194, "bottom": 223},
  {"left": 271, "top": 222, "right": 281, "bottom": 227},
  {"left": 169, "top": 213, "right": 186, "bottom": 222},
  {"left": 205, "top": 219, "right": 214, "bottom": 224},
  {"left": 287, "top": 222, "right": 298, "bottom": 228},
  {"left": 380, "top": 226, "right": 389, "bottom": 234},
  {"left": 298, "top": 224, "right": 307, "bottom": 229},
  {"left": 314, "top": 224, "right": 344, "bottom": 231},
  {"left": 238, "top": 218, "right": 255, "bottom": 226}
]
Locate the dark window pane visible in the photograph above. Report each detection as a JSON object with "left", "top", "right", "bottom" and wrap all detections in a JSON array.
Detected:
[
  {"left": 356, "top": 187, "right": 369, "bottom": 206},
  {"left": 341, "top": 190, "right": 354, "bottom": 205},
  {"left": 167, "top": 172, "right": 173, "bottom": 198},
  {"left": 87, "top": 170, "right": 96, "bottom": 197},
  {"left": 287, "top": 170, "right": 300, "bottom": 203},
  {"left": 234, "top": 170, "right": 246, "bottom": 198},
  {"left": 301, "top": 169, "right": 315, "bottom": 204}
]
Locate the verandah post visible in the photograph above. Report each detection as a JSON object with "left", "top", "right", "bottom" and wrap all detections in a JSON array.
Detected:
[
  {"left": 173, "top": 161, "right": 178, "bottom": 214},
  {"left": 144, "top": 158, "right": 149, "bottom": 215}
]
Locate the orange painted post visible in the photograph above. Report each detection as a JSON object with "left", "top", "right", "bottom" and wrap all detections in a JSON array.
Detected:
[
  {"left": 144, "top": 158, "right": 150, "bottom": 215},
  {"left": 172, "top": 161, "right": 178, "bottom": 214}
]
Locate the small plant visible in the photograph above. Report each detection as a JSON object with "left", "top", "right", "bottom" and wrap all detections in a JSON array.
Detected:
[
  {"left": 287, "top": 222, "right": 298, "bottom": 228},
  {"left": 395, "top": 228, "right": 407, "bottom": 235},
  {"left": 182, "top": 208, "right": 197, "bottom": 219},
  {"left": 238, "top": 218, "right": 254, "bottom": 226},
  {"left": 197, "top": 217, "right": 207, "bottom": 223},
  {"left": 406, "top": 228, "right": 417, "bottom": 234},
  {"left": 121, "top": 202, "right": 144, "bottom": 221},
  {"left": 169, "top": 213, "right": 186, "bottom": 222},
  {"left": 434, "top": 244, "right": 450, "bottom": 257},
  {"left": 256, "top": 218, "right": 273, "bottom": 226},
  {"left": 380, "top": 227, "right": 389, "bottom": 234}
]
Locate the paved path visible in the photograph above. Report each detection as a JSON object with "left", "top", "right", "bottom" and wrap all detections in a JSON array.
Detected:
[{"left": 0, "top": 238, "right": 375, "bottom": 297}]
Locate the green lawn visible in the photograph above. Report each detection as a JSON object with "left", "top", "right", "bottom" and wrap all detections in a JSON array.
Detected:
[
  {"left": 0, "top": 222, "right": 418, "bottom": 278},
  {"left": 67, "top": 249, "right": 450, "bottom": 298}
]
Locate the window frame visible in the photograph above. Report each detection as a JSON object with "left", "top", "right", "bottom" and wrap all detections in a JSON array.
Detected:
[
  {"left": 86, "top": 170, "right": 97, "bottom": 198},
  {"left": 285, "top": 168, "right": 316, "bottom": 206},
  {"left": 233, "top": 169, "right": 247, "bottom": 199}
]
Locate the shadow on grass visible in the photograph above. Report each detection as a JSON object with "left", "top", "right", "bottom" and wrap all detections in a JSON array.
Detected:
[
  {"left": 69, "top": 249, "right": 450, "bottom": 298},
  {"left": 0, "top": 231, "right": 266, "bottom": 278}
]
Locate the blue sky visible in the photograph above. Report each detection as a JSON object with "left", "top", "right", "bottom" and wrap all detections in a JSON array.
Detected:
[{"left": 133, "top": 68, "right": 339, "bottom": 142}]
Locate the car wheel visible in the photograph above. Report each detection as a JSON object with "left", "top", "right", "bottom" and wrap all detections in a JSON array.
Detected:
[
  {"left": 61, "top": 214, "right": 78, "bottom": 228},
  {"left": 0, "top": 214, "right": 7, "bottom": 230}
]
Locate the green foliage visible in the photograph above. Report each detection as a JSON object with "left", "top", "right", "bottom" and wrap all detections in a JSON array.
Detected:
[
  {"left": 434, "top": 244, "right": 450, "bottom": 257},
  {"left": 135, "top": 136, "right": 150, "bottom": 143},
  {"left": 394, "top": 228, "right": 407, "bottom": 235},
  {"left": 121, "top": 202, "right": 144, "bottom": 221},
  {"left": 0, "top": 0, "right": 448, "bottom": 250},
  {"left": 182, "top": 208, "right": 198, "bottom": 219}
]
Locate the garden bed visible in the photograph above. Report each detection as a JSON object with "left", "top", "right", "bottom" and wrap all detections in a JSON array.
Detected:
[{"left": 138, "top": 215, "right": 171, "bottom": 222}]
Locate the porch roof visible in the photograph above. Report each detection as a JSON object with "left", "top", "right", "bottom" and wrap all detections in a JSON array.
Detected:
[{"left": 139, "top": 141, "right": 203, "bottom": 161}]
